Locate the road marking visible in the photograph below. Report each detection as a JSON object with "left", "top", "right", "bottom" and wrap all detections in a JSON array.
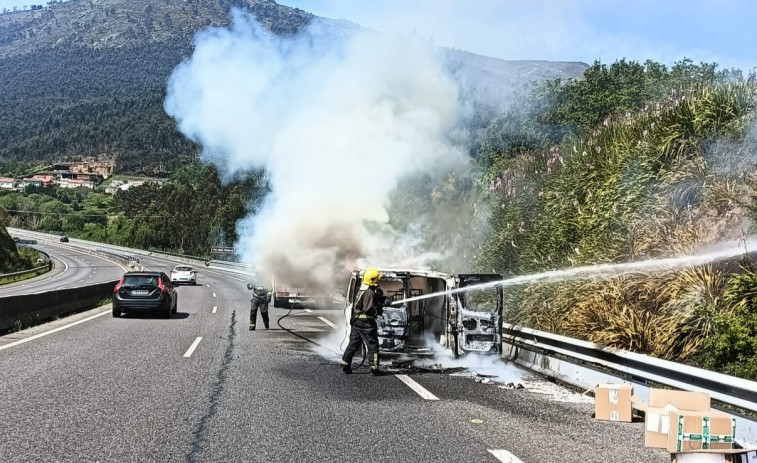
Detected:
[
  {"left": 304, "top": 308, "right": 312, "bottom": 313},
  {"left": 183, "top": 337, "right": 203, "bottom": 358},
  {"left": 317, "top": 316, "right": 336, "bottom": 328},
  {"left": 395, "top": 375, "right": 439, "bottom": 400},
  {"left": 212, "top": 306, "right": 217, "bottom": 314},
  {"left": 0, "top": 309, "right": 110, "bottom": 351},
  {"left": 212, "top": 292, "right": 217, "bottom": 298},
  {"left": 206, "top": 284, "right": 211, "bottom": 288},
  {"left": 78, "top": 279, "right": 84, "bottom": 283},
  {"left": 488, "top": 450, "right": 524, "bottom": 463}
]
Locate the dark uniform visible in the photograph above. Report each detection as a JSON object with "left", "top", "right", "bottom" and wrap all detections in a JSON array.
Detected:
[
  {"left": 340, "top": 285, "right": 384, "bottom": 375},
  {"left": 250, "top": 286, "right": 271, "bottom": 330}
]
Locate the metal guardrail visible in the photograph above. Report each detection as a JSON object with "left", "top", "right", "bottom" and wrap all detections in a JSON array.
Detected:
[
  {"left": 148, "top": 249, "right": 209, "bottom": 266},
  {"left": 0, "top": 246, "right": 53, "bottom": 283},
  {"left": 501, "top": 322, "right": 757, "bottom": 447},
  {"left": 0, "top": 264, "right": 50, "bottom": 281},
  {"left": 94, "top": 249, "right": 140, "bottom": 268},
  {"left": 205, "top": 260, "right": 255, "bottom": 276}
]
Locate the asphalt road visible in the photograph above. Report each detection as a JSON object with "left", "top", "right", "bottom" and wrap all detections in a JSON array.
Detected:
[
  {"left": 0, "top": 241, "right": 128, "bottom": 296},
  {"left": 0, "top": 253, "right": 669, "bottom": 463}
]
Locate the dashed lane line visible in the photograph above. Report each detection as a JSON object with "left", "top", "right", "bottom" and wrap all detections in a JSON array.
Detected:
[
  {"left": 488, "top": 449, "right": 524, "bottom": 463},
  {"left": 304, "top": 309, "right": 312, "bottom": 313},
  {"left": 395, "top": 375, "right": 439, "bottom": 401},
  {"left": 212, "top": 292, "right": 217, "bottom": 298},
  {"left": 212, "top": 306, "right": 218, "bottom": 314},
  {"left": 317, "top": 316, "right": 337, "bottom": 329},
  {"left": 183, "top": 337, "right": 203, "bottom": 358},
  {"left": 0, "top": 309, "right": 110, "bottom": 351}
]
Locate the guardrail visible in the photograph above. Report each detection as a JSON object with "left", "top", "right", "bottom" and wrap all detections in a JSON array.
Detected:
[
  {"left": 94, "top": 249, "right": 140, "bottom": 268},
  {"left": 204, "top": 260, "right": 255, "bottom": 276},
  {"left": 148, "top": 249, "right": 209, "bottom": 266},
  {"left": 501, "top": 323, "right": 757, "bottom": 447},
  {"left": 0, "top": 246, "right": 53, "bottom": 284},
  {"left": 0, "top": 264, "right": 51, "bottom": 283}
]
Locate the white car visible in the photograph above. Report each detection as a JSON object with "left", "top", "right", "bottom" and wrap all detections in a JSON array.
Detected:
[{"left": 171, "top": 265, "right": 197, "bottom": 285}]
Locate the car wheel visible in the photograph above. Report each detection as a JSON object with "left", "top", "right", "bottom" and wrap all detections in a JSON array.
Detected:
[
  {"left": 163, "top": 300, "right": 172, "bottom": 319},
  {"left": 112, "top": 304, "right": 121, "bottom": 318}
]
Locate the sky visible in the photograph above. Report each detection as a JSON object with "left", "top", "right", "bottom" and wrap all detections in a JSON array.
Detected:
[
  {"left": 281, "top": 0, "right": 756, "bottom": 72},
  {"left": 0, "top": 0, "right": 753, "bottom": 71}
]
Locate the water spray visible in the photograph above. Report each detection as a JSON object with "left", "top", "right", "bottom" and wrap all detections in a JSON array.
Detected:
[{"left": 390, "top": 238, "right": 757, "bottom": 306}]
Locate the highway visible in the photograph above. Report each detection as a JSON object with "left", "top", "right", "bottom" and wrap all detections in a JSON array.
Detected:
[
  {"left": 0, "top": 240, "right": 127, "bottom": 296},
  {"left": 0, "top": 247, "right": 669, "bottom": 463}
]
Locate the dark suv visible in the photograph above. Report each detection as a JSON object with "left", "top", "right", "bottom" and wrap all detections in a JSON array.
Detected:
[{"left": 112, "top": 271, "right": 178, "bottom": 318}]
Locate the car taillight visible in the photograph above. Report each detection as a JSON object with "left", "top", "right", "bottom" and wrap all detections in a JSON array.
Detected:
[
  {"left": 172, "top": 270, "right": 178, "bottom": 273},
  {"left": 158, "top": 277, "right": 168, "bottom": 293},
  {"left": 191, "top": 270, "right": 197, "bottom": 274},
  {"left": 114, "top": 277, "right": 124, "bottom": 293}
]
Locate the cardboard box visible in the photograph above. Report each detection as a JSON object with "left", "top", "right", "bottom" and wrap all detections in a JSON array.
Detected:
[
  {"left": 667, "top": 410, "right": 736, "bottom": 453},
  {"left": 595, "top": 383, "right": 633, "bottom": 422},
  {"left": 646, "top": 405, "right": 679, "bottom": 448},
  {"left": 651, "top": 389, "right": 711, "bottom": 410},
  {"left": 644, "top": 389, "right": 711, "bottom": 449},
  {"left": 670, "top": 450, "right": 757, "bottom": 463}
]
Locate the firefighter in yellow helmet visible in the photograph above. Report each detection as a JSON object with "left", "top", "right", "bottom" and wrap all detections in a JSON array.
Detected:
[{"left": 340, "top": 268, "right": 386, "bottom": 376}]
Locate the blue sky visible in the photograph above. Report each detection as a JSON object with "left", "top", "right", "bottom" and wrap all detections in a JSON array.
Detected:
[
  {"left": 0, "top": 0, "right": 753, "bottom": 71},
  {"left": 282, "top": 0, "right": 756, "bottom": 72}
]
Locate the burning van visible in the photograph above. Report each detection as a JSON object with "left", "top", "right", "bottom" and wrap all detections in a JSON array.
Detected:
[{"left": 344, "top": 268, "right": 504, "bottom": 357}]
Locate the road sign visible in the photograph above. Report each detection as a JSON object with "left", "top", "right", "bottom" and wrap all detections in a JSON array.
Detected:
[{"left": 211, "top": 247, "right": 235, "bottom": 254}]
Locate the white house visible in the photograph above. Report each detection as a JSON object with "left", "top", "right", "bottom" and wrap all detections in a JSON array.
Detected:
[{"left": 0, "top": 177, "right": 17, "bottom": 190}]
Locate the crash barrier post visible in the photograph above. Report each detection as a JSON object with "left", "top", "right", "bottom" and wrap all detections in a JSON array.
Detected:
[
  {"left": 0, "top": 279, "right": 119, "bottom": 333},
  {"left": 501, "top": 323, "right": 757, "bottom": 447}
]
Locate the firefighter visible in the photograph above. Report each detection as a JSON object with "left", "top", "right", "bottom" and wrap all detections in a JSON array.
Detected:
[
  {"left": 340, "top": 268, "right": 387, "bottom": 376},
  {"left": 248, "top": 284, "right": 272, "bottom": 330}
]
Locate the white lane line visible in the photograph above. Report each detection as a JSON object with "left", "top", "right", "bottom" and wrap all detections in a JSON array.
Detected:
[
  {"left": 78, "top": 279, "right": 84, "bottom": 283},
  {"left": 488, "top": 449, "right": 524, "bottom": 463},
  {"left": 395, "top": 375, "right": 439, "bottom": 401},
  {"left": 206, "top": 284, "right": 211, "bottom": 288},
  {"left": 212, "top": 306, "right": 218, "bottom": 314},
  {"left": 317, "top": 316, "right": 336, "bottom": 329},
  {"left": 304, "top": 308, "right": 312, "bottom": 313},
  {"left": 212, "top": 292, "right": 217, "bottom": 298},
  {"left": 183, "top": 337, "right": 203, "bottom": 358},
  {"left": 0, "top": 309, "right": 110, "bottom": 351}
]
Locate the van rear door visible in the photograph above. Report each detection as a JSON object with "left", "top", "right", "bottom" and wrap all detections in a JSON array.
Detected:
[{"left": 455, "top": 274, "right": 503, "bottom": 354}]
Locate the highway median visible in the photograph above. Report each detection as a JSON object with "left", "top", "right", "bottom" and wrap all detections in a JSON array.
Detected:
[{"left": 0, "top": 279, "right": 118, "bottom": 334}]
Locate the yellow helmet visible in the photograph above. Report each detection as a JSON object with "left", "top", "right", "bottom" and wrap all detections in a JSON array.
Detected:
[{"left": 362, "top": 268, "right": 381, "bottom": 286}]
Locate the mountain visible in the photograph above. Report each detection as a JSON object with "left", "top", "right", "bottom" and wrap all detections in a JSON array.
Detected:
[{"left": 0, "top": 0, "right": 588, "bottom": 175}]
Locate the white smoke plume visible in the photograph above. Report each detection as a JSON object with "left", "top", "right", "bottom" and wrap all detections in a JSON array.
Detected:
[{"left": 165, "top": 10, "right": 467, "bottom": 290}]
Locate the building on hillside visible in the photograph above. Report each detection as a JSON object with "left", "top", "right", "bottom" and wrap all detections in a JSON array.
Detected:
[
  {"left": 22, "top": 178, "right": 43, "bottom": 188},
  {"left": 52, "top": 161, "right": 115, "bottom": 180},
  {"left": 104, "top": 179, "right": 147, "bottom": 195},
  {"left": 0, "top": 177, "right": 17, "bottom": 190},
  {"left": 30, "top": 175, "right": 55, "bottom": 186},
  {"left": 58, "top": 178, "right": 95, "bottom": 189}
]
